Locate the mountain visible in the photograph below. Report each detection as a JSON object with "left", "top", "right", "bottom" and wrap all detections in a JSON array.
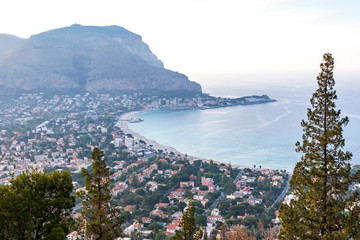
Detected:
[
  {"left": 0, "top": 24, "right": 201, "bottom": 94},
  {"left": 0, "top": 34, "right": 24, "bottom": 56}
]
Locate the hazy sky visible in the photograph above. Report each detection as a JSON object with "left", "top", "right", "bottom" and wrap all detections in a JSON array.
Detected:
[{"left": 1, "top": 0, "right": 359, "bottom": 87}]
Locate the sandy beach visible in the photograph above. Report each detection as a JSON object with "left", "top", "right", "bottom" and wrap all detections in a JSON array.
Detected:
[
  {"left": 116, "top": 111, "right": 182, "bottom": 155},
  {"left": 116, "top": 111, "right": 247, "bottom": 169}
]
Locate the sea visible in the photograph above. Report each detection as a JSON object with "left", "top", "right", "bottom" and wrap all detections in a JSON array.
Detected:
[{"left": 128, "top": 75, "right": 360, "bottom": 171}]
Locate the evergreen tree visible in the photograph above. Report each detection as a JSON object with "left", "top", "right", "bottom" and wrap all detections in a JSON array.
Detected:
[
  {"left": 79, "top": 147, "right": 124, "bottom": 240},
  {"left": 278, "top": 53, "right": 360, "bottom": 239},
  {"left": 173, "top": 196, "right": 203, "bottom": 240},
  {"left": 0, "top": 170, "right": 74, "bottom": 240}
]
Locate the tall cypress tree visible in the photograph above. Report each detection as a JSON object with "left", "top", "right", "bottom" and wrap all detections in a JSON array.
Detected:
[
  {"left": 79, "top": 146, "right": 124, "bottom": 240},
  {"left": 278, "top": 53, "right": 360, "bottom": 239}
]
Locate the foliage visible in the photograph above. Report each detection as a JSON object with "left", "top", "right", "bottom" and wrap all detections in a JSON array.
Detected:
[
  {"left": 156, "top": 232, "right": 167, "bottom": 240},
  {"left": 279, "top": 53, "right": 360, "bottom": 239},
  {"left": 173, "top": 196, "right": 204, "bottom": 240},
  {"left": 194, "top": 214, "right": 207, "bottom": 226},
  {"left": 79, "top": 147, "right": 124, "bottom": 240},
  {"left": 0, "top": 170, "right": 75, "bottom": 240}
]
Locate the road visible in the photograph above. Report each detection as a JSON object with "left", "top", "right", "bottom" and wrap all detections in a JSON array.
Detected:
[
  {"left": 267, "top": 173, "right": 291, "bottom": 212},
  {"left": 204, "top": 169, "right": 243, "bottom": 216},
  {"left": 232, "top": 168, "right": 243, "bottom": 184}
]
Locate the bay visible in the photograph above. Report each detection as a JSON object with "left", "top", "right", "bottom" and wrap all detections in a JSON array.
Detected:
[{"left": 128, "top": 80, "right": 360, "bottom": 171}]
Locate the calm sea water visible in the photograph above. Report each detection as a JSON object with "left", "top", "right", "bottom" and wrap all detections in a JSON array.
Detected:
[{"left": 128, "top": 79, "right": 360, "bottom": 171}]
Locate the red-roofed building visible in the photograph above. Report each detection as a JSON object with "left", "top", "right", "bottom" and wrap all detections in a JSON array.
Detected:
[
  {"left": 189, "top": 175, "right": 197, "bottom": 181},
  {"left": 197, "top": 190, "right": 208, "bottom": 196},
  {"left": 236, "top": 180, "right": 246, "bottom": 190},
  {"left": 219, "top": 165, "right": 228, "bottom": 171},
  {"left": 125, "top": 205, "right": 134, "bottom": 213},
  {"left": 166, "top": 223, "right": 180, "bottom": 234},
  {"left": 174, "top": 164, "right": 184, "bottom": 170},
  {"left": 142, "top": 217, "right": 151, "bottom": 224},
  {"left": 155, "top": 203, "right": 169, "bottom": 209},
  {"left": 150, "top": 209, "right": 168, "bottom": 219},
  {"left": 201, "top": 177, "right": 214, "bottom": 185},
  {"left": 134, "top": 223, "right": 144, "bottom": 229}
]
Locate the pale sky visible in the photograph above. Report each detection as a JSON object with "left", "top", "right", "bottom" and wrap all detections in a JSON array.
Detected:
[{"left": 1, "top": 0, "right": 360, "bottom": 87}]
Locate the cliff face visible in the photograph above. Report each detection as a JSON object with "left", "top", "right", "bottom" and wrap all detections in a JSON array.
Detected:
[{"left": 0, "top": 25, "right": 201, "bottom": 94}]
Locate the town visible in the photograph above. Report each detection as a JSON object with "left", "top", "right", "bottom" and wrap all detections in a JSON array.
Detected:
[{"left": 0, "top": 92, "right": 287, "bottom": 239}]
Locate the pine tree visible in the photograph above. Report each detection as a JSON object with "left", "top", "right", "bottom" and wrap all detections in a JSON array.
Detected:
[
  {"left": 278, "top": 53, "right": 360, "bottom": 239},
  {"left": 0, "top": 170, "right": 74, "bottom": 239},
  {"left": 173, "top": 196, "right": 204, "bottom": 240},
  {"left": 79, "top": 147, "right": 124, "bottom": 240}
]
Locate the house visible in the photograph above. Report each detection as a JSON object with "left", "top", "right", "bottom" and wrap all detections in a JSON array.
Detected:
[
  {"left": 219, "top": 165, "right": 228, "bottom": 172},
  {"left": 236, "top": 180, "right": 246, "bottom": 190},
  {"left": 150, "top": 209, "right": 167, "bottom": 218},
  {"left": 142, "top": 217, "right": 151, "bottom": 224},
  {"left": 67, "top": 231, "right": 81, "bottom": 240},
  {"left": 226, "top": 194, "right": 236, "bottom": 200},
  {"left": 201, "top": 177, "right": 214, "bottom": 185},
  {"left": 211, "top": 208, "right": 221, "bottom": 216},
  {"left": 258, "top": 176, "right": 265, "bottom": 182},
  {"left": 180, "top": 181, "right": 194, "bottom": 188},
  {"left": 173, "top": 188, "right": 186, "bottom": 196},
  {"left": 248, "top": 197, "right": 262, "bottom": 206},
  {"left": 174, "top": 164, "right": 184, "bottom": 170},
  {"left": 124, "top": 205, "right": 134, "bottom": 213},
  {"left": 166, "top": 223, "right": 180, "bottom": 234},
  {"left": 200, "top": 199, "right": 209, "bottom": 207},
  {"left": 111, "top": 185, "right": 123, "bottom": 196},
  {"left": 146, "top": 181, "right": 158, "bottom": 191},
  {"left": 134, "top": 223, "right": 143, "bottom": 229},
  {"left": 189, "top": 175, "right": 197, "bottom": 181},
  {"left": 171, "top": 212, "right": 183, "bottom": 220},
  {"left": 155, "top": 203, "right": 169, "bottom": 209},
  {"left": 271, "top": 180, "right": 281, "bottom": 187},
  {"left": 208, "top": 215, "right": 224, "bottom": 222},
  {"left": 194, "top": 195, "right": 204, "bottom": 200},
  {"left": 197, "top": 190, "right": 208, "bottom": 196}
]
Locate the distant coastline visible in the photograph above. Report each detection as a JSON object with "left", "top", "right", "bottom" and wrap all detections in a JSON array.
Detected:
[{"left": 113, "top": 93, "right": 279, "bottom": 170}]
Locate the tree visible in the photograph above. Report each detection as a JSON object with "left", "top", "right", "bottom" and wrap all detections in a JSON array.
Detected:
[
  {"left": 173, "top": 196, "right": 203, "bottom": 240},
  {"left": 279, "top": 53, "right": 360, "bottom": 239},
  {"left": 0, "top": 170, "right": 74, "bottom": 240},
  {"left": 156, "top": 232, "right": 166, "bottom": 240},
  {"left": 129, "top": 173, "right": 140, "bottom": 188},
  {"left": 79, "top": 147, "right": 124, "bottom": 240},
  {"left": 224, "top": 227, "right": 256, "bottom": 240}
]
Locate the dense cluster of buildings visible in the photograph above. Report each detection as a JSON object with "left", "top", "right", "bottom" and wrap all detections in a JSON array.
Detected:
[{"left": 0, "top": 92, "right": 282, "bottom": 239}]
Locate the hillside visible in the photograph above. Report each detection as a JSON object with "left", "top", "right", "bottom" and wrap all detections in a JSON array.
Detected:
[
  {"left": 0, "top": 24, "right": 201, "bottom": 94},
  {"left": 0, "top": 34, "right": 24, "bottom": 56}
]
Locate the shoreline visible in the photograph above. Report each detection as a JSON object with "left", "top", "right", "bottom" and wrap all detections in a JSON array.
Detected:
[{"left": 116, "top": 110, "right": 248, "bottom": 169}]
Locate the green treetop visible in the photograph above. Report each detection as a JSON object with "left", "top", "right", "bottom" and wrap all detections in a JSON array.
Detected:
[
  {"left": 279, "top": 53, "right": 360, "bottom": 239},
  {"left": 173, "top": 196, "right": 204, "bottom": 240},
  {"left": 79, "top": 146, "right": 124, "bottom": 240},
  {"left": 0, "top": 170, "right": 75, "bottom": 240}
]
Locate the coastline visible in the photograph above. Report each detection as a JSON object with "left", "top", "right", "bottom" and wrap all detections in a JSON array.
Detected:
[{"left": 116, "top": 110, "right": 248, "bottom": 169}]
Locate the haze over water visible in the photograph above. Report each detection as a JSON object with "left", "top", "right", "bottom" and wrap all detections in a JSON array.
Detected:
[{"left": 129, "top": 75, "right": 360, "bottom": 171}]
